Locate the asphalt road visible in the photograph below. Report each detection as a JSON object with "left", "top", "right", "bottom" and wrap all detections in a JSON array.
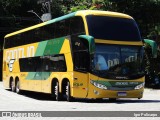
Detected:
[{"left": 0, "top": 81, "right": 160, "bottom": 119}]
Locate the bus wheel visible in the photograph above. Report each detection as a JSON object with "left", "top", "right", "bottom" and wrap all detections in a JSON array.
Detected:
[
  {"left": 11, "top": 79, "right": 16, "bottom": 92},
  {"left": 16, "top": 80, "right": 21, "bottom": 94},
  {"left": 55, "top": 82, "right": 61, "bottom": 101},
  {"left": 66, "top": 81, "right": 73, "bottom": 102},
  {"left": 52, "top": 81, "right": 61, "bottom": 101}
]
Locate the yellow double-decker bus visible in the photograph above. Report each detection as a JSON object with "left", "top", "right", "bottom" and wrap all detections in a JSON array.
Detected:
[{"left": 3, "top": 10, "right": 145, "bottom": 102}]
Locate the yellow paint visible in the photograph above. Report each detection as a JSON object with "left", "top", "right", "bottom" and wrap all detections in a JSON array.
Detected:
[
  {"left": 76, "top": 10, "right": 132, "bottom": 35},
  {"left": 87, "top": 76, "right": 145, "bottom": 99},
  {"left": 5, "top": 23, "right": 46, "bottom": 38},
  {"left": 3, "top": 43, "right": 39, "bottom": 89},
  {"left": 65, "top": 53, "right": 73, "bottom": 72},
  {"left": 95, "top": 39, "right": 143, "bottom": 46},
  {"left": 60, "top": 38, "right": 71, "bottom": 53},
  {"left": 3, "top": 10, "right": 144, "bottom": 100},
  {"left": 72, "top": 71, "right": 89, "bottom": 98},
  {"left": 76, "top": 10, "right": 132, "bottom": 19}
]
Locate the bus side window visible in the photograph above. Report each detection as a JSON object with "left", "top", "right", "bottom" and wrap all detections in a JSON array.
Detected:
[
  {"left": 70, "top": 17, "right": 85, "bottom": 35},
  {"left": 19, "top": 57, "right": 42, "bottom": 72},
  {"left": 58, "top": 55, "right": 67, "bottom": 72},
  {"left": 34, "top": 28, "right": 41, "bottom": 42},
  {"left": 43, "top": 23, "right": 55, "bottom": 40},
  {"left": 55, "top": 20, "right": 66, "bottom": 38},
  {"left": 72, "top": 37, "right": 89, "bottom": 71},
  {"left": 49, "top": 54, "right": 67, "bottom": 72},
  {"left": 73, "top": 51, "right": 89, "bottom": 71},
  {"left": 65, "top": 19, "right": 71, "bottom": 36},
  {"left": 42, "top": 56, "right": 51, "bottom": 72}
]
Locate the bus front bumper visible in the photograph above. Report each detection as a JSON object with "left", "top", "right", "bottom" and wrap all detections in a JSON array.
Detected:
[{"left": 86, "top": 88, "right": 144, "bottom": 99}]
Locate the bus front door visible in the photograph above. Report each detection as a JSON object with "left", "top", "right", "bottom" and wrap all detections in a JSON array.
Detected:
[{"left": 72, "top": 71, "right": 89, "bottom": 98}]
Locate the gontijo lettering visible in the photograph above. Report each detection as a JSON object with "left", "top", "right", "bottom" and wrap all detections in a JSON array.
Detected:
[{"left": 5, "top": 46, "right": 35, "bottom": 62}]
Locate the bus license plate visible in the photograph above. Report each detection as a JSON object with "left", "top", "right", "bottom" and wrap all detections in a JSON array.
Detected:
[{"left": 117, "top": 92, "right": 127, "bottom": 96}]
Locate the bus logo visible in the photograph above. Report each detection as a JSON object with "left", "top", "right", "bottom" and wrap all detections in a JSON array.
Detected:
[
  {"left": 8, "top": 59, "right": 15, "bottom": 72},
  {"left": 115, "top": 82, "right": 128, "bottom": 86}
]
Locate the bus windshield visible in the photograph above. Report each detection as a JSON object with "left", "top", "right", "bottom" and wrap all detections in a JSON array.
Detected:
[
  {"left": 86, "top": 15, "right": 141, "bottom": 41},
  {"left": 92, "top": 44, "right": 144, "bottom": 80}
]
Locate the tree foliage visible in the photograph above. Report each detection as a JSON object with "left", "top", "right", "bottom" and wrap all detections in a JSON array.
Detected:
[
  {"left": 1, "top": 0, "right": 160, "bottom": 37},
  {"left": 1, "top": 0, "right": 160, "bottom": 49},
  {"left": 60, "top": 0, "right": 160, "bottom": 38}
]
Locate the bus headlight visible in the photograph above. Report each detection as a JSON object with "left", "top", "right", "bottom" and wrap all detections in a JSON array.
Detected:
[
  {"left": 90, "top": 80, "right": 108, "bottom": 90},
  {"left": 135, "top": 83, "right": 145, "bottom": 90}
]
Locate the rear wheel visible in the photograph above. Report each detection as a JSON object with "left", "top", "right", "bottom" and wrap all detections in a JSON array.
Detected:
[
  {"left": 10, "top": 79, "right": 15, "bottom": 92},
  {"left": 52, "top": 81, "right": 61, "bottom": 101},
  {"left": 16, "top": 80, "right": 22, "bottom": 94},
  {"left": 66, "top": 81, "right": 74, "bottom": 102}
]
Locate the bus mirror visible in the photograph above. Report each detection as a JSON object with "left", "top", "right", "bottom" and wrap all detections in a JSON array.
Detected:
[
  {"left": 78, "top": 35, "right": 95, "bottom": 54},
  {"left": 144, "top": 39, "right": 157, "bottom": 58}
]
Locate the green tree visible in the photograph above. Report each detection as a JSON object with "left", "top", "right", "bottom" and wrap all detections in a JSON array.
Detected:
[
  {"left": 63, "top": 0, "right": 160, "bottom": 38},
  {"left": 1, "top": 0, "right": 21, "bottom": 15}
]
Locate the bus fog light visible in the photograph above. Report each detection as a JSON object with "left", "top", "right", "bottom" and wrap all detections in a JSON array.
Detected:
[
  {"left": 94, "top": 90, "right": 99, "bottom": 95},
  {"left": 135, "top": 83, "right": 145, "bottom": 90},
  {"left": 90, "top": 80, "right": 108, "bottom": 90}
]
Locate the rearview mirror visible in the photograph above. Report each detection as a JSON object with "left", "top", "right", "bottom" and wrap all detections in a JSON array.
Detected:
[
  {"left": 78, "top": 35, "right": 95, "bottom": 54},
  {"left": 144, "top": 39, "right": 157, "bottom": 58}
]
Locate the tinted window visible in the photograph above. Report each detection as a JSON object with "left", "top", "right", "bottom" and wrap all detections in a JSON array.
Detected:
[
  {"left": 70, "top": 17, "right": 85, "bottom": 35},
  {"left": 55, "top": 21, "right": 66, "bottom": 38},
  {"left": 4, "top": 23, "right": 56, "bottom": 49},
  {"left": 86, "top": 15, "right": 141, "bottom": 41},
  {"left": 42, "top": 55, "right": 67, "bottom": 72},
  {"left": 19, "top": 54, "right": 67, "bottom": 72},
  {"left": 73, "top": 51, "right": 89, "bottom": 71},
  {"left": 71, "top": 35, "right": 89, "bottom": 72},
  {"left": 4, "top": 16, "right": 85, "bottom": 49},
  {"left": 42, "top": 24, "right": 55, "bottom": 40},
  {"left": 91, "top": 44, "right": 144, "bottom": 79},
  {"left": 19, "top": 56, "right": 42, "bottom": 72}
]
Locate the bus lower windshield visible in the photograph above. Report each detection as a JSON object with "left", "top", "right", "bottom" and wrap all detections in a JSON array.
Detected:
[
  {"left": 86, "top": 15, "right": 141, "bottom": 41},
  {"left": 92, "top": 44, "right": 144, "bottom": 80}
]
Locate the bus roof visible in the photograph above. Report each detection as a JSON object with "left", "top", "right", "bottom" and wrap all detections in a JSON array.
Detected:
[
  {"left": 5, "top": 10, "right": 132, "bottom": 38},
  {"left": 76, "top": 10, "right": 132, "bottom": 19}
]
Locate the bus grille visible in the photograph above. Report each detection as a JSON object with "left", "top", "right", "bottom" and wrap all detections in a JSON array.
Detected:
[{"left": 108, "top": 87, "right": 135, "bottom": 91}]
